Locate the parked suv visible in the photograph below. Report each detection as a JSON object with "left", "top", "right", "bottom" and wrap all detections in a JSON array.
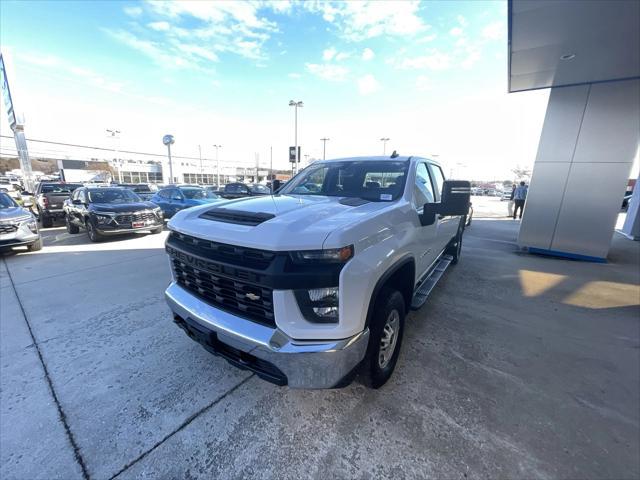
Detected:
[
  {"left": 64, "top": 186, "right": 163, "bottom": 242},
  {"left": 220, "top": 182, "right": 271, "bottom": 199},
  {"left": 0, "top": 192, "right": 42, "bottom": 252},
  {"left": 150, "top": 185, "right": 222, "bottom": 218},
  {"left": 163, "top": 156, "right": 470, "bottom": 389},
  {"left": 35, "top": 182, "right": 83, "bottom": 228}
]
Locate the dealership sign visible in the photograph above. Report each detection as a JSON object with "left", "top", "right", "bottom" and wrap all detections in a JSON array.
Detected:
[{"left": 0, "top": 53, "right": 17, "bottom": 131}]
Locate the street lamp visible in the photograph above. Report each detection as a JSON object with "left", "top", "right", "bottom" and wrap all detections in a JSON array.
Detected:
[
  {"left": 106, "top": 129, "right": 121, "bottom": 182},
  {"left": 320, "top": 137, "right": 330, "bottom": 160},
  {"left": 213, "top": 144, "right": 222, "bottom": 186},
  {"left": 380, "top": 137, "right": 390, "bottom": 156},
  {"left": 162, "top": 134, "right": 175, "bottom": 184},
  {"left": 289, "top": 100, "right": 303, "bottom": 174}
]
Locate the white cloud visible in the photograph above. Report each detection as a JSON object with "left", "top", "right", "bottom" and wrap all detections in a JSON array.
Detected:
[
  {"left": 417, "top": 33, "right": 437, "bottom": 43},
  {"left": 307, "top": 1, "right": 428, "bottom": 41},
  {"left": 456, "top": 15, "right": 468, "bottom": 27},
  {"left": 323, "top": 47, "right": 337, "bottom": 61},
  {"left": 124, "top": 6, "right": 143, "bottom": 17},
  {"left": 358, "top": 74, "right": 380, "bottom": 95},
  {"left": 460, "top": 47, "right": 481, "bottom": 69},
  {"left": 115, "top": 0, "right": 285, "bottom": 64},
  {"left": 362, "top": 48, "right": 375, "bottom": 61},
  {"left": 415, "top": 75, "right": 430, "bottom": 92},
  {"left": 399, "top": 52, "right": 451, "bottom": 71},
  {"left": 288, "top": 72, "right": 301, "bottom": 79},
  {"left": 450, "top": 27, "right": 463, "bottom": 37},
  {"left": 148, "top": 21, "right": 170, "bottom": 31},
  {"left": 482, "top": 21, "right": 505, "bottom": 40},
  {"left": 305, "top": 63, "right": 349, "bottom": 81},
  {"left": 104, "top": 29, "right": 196, "bottom": 69},
  {"left": 335, "top": 52, "right": 350, "bottom": 61}
]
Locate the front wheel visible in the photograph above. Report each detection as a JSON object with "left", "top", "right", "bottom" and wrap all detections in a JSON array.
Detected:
[
  {"left": 362, "top": 287, "right": 406, "bottom": 389},
  {"left": 28, "top": 238, "right": 43, "bottom": 251},
  {"left": 86, "top": 219, "right": 102, "bottom": 242}
]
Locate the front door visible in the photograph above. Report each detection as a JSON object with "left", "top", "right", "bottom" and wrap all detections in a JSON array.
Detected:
[{"left": 412, "top": 162, "right": 440, "bottom": 280}]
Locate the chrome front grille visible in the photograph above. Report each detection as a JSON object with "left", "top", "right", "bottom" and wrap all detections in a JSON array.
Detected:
[
  {"left": 114, "top": 211, "right": 156, "bottom": 224},
  {"left": 0, "top": 224, "right": 18, "bottom": 234}
]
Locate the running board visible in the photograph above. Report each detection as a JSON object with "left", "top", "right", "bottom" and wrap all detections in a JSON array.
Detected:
[{"left": 411, "top": 254, "right": 453, "bottom": 310}]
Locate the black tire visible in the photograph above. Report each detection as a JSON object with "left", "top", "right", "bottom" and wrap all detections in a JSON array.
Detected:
[
  {"left": 445, "top": 218, "right": 465, "bottom": 264},
  {"left": 151, "top": 226, "right": 163, "bottom": 234},
  {"left": 85, "top": 219, "right": 102, "bottom": 242},
  {"left": 362, "top": 287, "right": 406, "bottom": 389},
  {"left": 28, "top": 238, "right": 43, "bottom": 252},
  {"left": 40, "top": 213, "right": 53, "bottom": 228},
  {"left": 66, "top": 215, "right": 80, "bottom": 234}
]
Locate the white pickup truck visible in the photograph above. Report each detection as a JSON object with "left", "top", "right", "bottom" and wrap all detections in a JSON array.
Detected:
[{"left": 164, "top": 156, "right": 470, "bottom": 389}]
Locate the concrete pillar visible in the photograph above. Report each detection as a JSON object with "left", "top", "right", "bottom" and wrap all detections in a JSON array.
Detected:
[
  {"left": 518, "top": 78, "right": 640, "bottom": 261},
  {"left": 620, "top": 172, "right": 640, "bottom": 240}
]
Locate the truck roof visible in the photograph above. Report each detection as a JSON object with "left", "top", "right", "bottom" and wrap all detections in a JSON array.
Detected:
[{"left": 320, "top": 155, "right": 441, "bottom": 166}]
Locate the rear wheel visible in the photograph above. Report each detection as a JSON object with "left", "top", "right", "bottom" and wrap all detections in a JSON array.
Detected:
[
  {"left": 40, "top": 212, "right": 53, "bottom": 228},
  {"left": 66, "top": 215, "right": 79, "bottom": 234},
  {"left": 362, "top": 287, "right": 406, "bottom": 389},
  {"left": 86, "top": 219, "right": 102, "bottom": 242},
  {"left": 445, "top": 218, "right": 465, "bottom": 264},
  {"left": 28, "top": 238, "right": 43, "bottom": 252}
]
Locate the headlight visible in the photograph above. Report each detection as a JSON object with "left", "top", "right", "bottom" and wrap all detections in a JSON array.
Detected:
[
  {"left": 26, "top": 220, "right": 38, "bottom": 233},
  {"left": 290, "top": 245, "right": 353, "bottom": 264},
  {"left": 295, "top": 286, "right": 339, "bottom": 323},
  {"left": 153, "top": 207, "right": 163, "bottom": 216},
  {"left": 93, "top": 214, "right": 113, "bottom": 225}
]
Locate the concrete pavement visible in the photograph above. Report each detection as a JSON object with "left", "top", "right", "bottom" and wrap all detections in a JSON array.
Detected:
[{"left": 1, "top": 209, "right": 638, "bottom": 479}]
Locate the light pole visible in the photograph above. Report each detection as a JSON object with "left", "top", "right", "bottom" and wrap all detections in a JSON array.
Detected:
[
  {"left": 162, "top": 134, "right": 175, "bottom": 184},
  {"left": 106, "top": 128, "right": 121, "bottom": 182},
  {"left": 320, "top": 137, "right": 329, "bottom": 160},
  {"left": 198, "top": 144, "right": 203, "bottom": 184},
  {"left": 289, "top": 100, "right": 303, "bottom": 175},
  {"left": 213, "top": 144, "right": 222, "bottom": 186},
  {"left": 380, "top": 137, "right": 390, "bottom": 156}
]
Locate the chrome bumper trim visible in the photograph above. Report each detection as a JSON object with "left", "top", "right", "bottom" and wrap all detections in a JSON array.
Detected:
[{"left": 165, "top": 282, "right": 369, "bottom": 389}]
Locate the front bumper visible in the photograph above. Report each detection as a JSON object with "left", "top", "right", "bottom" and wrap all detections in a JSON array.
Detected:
[
  {"left": 95, "top": 223, "right": 162, "bottom": 236},
  {"left": 0, "top": 222, "right": 39, "bottom": 248},
  {"left": 165, "top": 282, "right": 369, "bottom": 388}
]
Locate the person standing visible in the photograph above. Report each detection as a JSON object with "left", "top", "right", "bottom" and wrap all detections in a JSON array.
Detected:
[
  {"left": 513, "top": 181, "right": 528, "bottom": 219},
  {"left": 507, "top": 184, "right": 516, "bottom": 217}
]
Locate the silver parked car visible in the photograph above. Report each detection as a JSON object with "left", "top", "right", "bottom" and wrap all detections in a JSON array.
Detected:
[{"left": 0, "top": 192, "right": 42, "bottom": 252}]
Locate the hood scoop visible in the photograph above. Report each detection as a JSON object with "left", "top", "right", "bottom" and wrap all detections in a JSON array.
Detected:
[{"left": 199, "top": 207, "right": 275, "bottom": 226}]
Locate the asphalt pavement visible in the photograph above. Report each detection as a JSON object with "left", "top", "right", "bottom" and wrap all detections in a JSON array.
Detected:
[{"left": 1, "top": 196, "right": 639, "bottom": 479}]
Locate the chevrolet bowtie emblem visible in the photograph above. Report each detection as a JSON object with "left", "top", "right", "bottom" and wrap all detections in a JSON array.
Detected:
[{"left": 245, "top": 292, "right": 261, "bottom": 301}]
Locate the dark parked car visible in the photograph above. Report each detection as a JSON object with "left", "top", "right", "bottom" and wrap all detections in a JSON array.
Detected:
[
  {"left": 117, "top": 183, "right": 157, "bottom": 201},
  {"left": 220, "top": 182, "right": 271, "bottom": 199},
  {"left": 63, "top": 187, "right": 163, "bottom": 242},
  {"left": 150, "top": 186, "right": 222, "bottom": 218},
  {"left": 35, "top": 182, "right": 83, "bottom": 228}
]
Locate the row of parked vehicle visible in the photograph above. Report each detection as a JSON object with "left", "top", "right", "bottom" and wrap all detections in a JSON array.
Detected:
[{"left": 0, "top": 180, "right": 277, "bottom": 252}]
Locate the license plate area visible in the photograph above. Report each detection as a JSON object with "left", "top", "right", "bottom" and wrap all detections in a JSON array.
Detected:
[{"left": 132, "top": 221, "right": 144, "bottom": 228}]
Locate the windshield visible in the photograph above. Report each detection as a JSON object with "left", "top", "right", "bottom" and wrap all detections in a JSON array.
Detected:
[
  {"left": 0, "top": 192, "right": 18, "bottom": 209},
  {"left": 250, "top": 184, "right": 270, "bottom": 194},
  {"left": 280, "top": 161, "right": 409, "bottom": 201},
  {"left": 41, "top": 183, "right": 82, "bottom": 193},
  {"left": 181, "top": 188, "right": 218, "bottom": 200},
  {"left": 87, "top": 188, "right": 141, "bottom": 204}
]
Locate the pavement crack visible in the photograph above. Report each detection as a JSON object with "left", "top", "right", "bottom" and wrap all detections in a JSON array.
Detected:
[
  {"left": 2, "top": 257, "right": 91, "bottom": 480},
  {"left": 109, "top": 373, "right": 255, "bottom": 480}
]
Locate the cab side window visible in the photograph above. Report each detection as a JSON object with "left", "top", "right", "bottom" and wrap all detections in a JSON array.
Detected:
[
  {"left": 430, "top": 164, "right": 445, "bottom": 199},
  {"left": 71, "top": 189, "right": 80, "bottom": 201},
  {"left": 158, "top": 189, "right": 171, "bottom": 199},
  {"left": 78, "top": 189, "right": 87, "bottom": 204},
  {"left": 413, "top": 163, "right": 435, "bottom": 209}
]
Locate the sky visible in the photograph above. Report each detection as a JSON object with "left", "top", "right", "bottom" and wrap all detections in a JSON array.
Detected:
[{"left": 0, "top": 0, "right": 551, "bottom": 180}]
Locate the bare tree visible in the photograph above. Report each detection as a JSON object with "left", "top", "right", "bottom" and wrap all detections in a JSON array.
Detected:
[{"left": 511, "top": 165, "right": 532, "bottom": 180}]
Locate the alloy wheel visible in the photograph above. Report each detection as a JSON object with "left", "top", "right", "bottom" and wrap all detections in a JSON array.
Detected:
[{"left": 378, "top": 309, "right": 400, "bottom": 369}]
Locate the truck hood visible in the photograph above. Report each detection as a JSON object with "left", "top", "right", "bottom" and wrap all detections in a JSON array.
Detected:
[
  {"left": 168, "top": 194, "right": 393, "bottom": 251},
  {"left": 0, "top": 206, "right": 32, "bottom": 221}
]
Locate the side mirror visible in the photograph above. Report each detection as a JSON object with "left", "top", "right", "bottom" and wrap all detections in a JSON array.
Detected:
[
  {"left": 420, "top": 203, "right": 438, "bottom": 226},
  {"left": 439, "top": 180, "right": 471, "bottom": 216}
]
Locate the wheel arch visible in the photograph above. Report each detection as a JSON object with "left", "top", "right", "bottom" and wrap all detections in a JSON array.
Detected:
[{"left": 364, "top": 257, "right": 415, "bottom": 329}]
